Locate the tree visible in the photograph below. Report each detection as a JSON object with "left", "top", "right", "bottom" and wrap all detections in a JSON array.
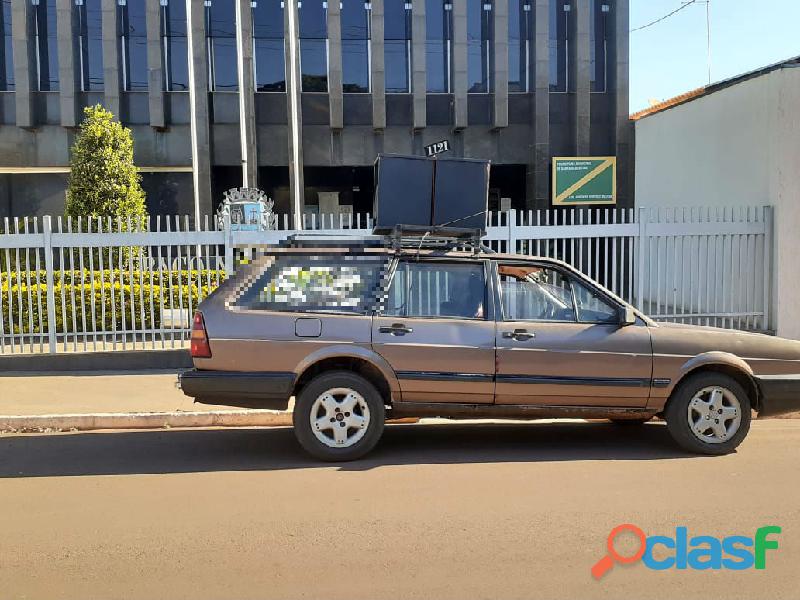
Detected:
[{"left": 65, "top": 104, "right": 147, "bottom": 229}]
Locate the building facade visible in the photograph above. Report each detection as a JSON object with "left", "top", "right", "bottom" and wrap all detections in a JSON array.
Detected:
[{"left": 0, "top": 0, "right": 630, "bottom": 220}]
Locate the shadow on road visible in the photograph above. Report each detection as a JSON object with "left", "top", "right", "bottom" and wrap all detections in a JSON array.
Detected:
[{"left": 0, "top": 421, "right": 701, "bottom": 478}]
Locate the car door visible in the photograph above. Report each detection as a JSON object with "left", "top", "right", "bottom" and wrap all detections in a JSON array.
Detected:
[
  {"left": 372, "top": 258, "right": 496, "bottom": 403},
  {"left": 493, "top": 261, "right": 653, "bottom": 407}
]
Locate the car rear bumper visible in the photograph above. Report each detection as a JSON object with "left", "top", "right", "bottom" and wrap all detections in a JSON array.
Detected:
[
  {"left": 178, "top": 369, "right": 294, "bottom": 411},
  {"left": 755, "top": 375, "right": 800, "bottom": 417}
]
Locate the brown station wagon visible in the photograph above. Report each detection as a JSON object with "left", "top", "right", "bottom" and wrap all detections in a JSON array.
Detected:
[{"left": 178, "top": 234, "right": 800, "bottom": 461}]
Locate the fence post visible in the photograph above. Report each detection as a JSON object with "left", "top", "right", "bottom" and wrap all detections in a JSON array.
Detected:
[
  {"left": 507, "top": 209, "right": 517, "bottom": 254},
  {"left": 42, "top": 216, "right": 57, "bottom": 353},
  {"left": 223, "top": 212, "right": 234, "bottom": 277},
  {"left": 763, "top": 205, "right": 773, "bottom": 332},
  {"left": 635, "top": 207, "right": 647, "bottom": 311}
]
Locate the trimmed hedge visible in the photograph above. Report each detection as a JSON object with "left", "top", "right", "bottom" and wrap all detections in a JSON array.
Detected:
[{"left": 0, "top": 270, "right": 226, "bottom": 335}]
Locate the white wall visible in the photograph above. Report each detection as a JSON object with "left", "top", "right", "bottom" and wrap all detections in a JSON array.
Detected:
[{"left": 635, "top": 66, "right": 800, "bottom": 339}]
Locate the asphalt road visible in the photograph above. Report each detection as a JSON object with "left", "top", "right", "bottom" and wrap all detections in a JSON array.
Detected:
[{"left": 1, "top": 420, "right": 798, "bottom": 600}]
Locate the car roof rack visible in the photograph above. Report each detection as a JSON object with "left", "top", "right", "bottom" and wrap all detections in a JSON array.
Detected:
[
  {"left": 280, "top": 227, "right": 496, "bottom": 255},
  {"left": 384, "top": 224, "right": 487, "bottom": 254}
]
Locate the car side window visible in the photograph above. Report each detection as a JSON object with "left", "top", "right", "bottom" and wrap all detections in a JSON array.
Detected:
[
  {"left": 570, "top": 278, "right": 619, "bottom": 324},
  {"left": 383, "top": 261, "right": 486, "bottom": 319},
  {"left": 498, "top": 264, "right": 576, "bottom": 322},
  {"left": 234, "top": 254, "right": 389, "bottom": 314}
]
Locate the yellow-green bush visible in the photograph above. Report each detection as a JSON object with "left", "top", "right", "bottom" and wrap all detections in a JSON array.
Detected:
[{"left": 0, "top": 269, "right": 225, "bottom": 334}]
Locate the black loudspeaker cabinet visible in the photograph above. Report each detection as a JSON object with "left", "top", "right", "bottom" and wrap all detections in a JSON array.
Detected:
[
  {"left": 431, "top": 157, "right": 490, "bottom": 230},
  {"left": 372, "top": 154, "right": 434, "bottom": 233},
  {"left": 372, "top": 154, "right": 490, "bottom": 235}
]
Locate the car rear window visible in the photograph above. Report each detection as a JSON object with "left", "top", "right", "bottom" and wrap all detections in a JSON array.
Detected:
[{"left": 233, "top": 254, "right": 390, "bottom": 314}]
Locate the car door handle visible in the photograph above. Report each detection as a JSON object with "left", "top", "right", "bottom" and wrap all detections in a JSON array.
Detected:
[
  {"left": 502, "top": 329, "right": 535, "bottom": 341},
  {"left": 379, "top": 323, "right": 413, "bottom": 335}
]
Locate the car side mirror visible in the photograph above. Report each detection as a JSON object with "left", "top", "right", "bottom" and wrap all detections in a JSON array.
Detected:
[{"left": 619, "top": 306, "right": 636, "bottom": 327}]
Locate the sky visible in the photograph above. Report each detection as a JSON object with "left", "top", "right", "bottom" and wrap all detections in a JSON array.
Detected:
[{"left": 629, "top": 0, "right": 800, "bottom": 113}]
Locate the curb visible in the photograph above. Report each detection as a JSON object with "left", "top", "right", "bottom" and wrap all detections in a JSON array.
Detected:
[
  {"left": 0, "top": 412, "right": 421, "bottom": 434},
  {"left": 0, "top": 410, "right": 293, "bottom": 433}
]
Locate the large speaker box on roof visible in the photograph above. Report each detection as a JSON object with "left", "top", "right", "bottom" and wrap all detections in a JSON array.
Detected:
[
  {"left": 432, "top": 157, "right": 490, "bottom": 230},
  {"left": 372, "top": 154, "right": 434, "bottom": 232},
  {"left": 372, "top": 154, "right": 490, "bottom": 235}
]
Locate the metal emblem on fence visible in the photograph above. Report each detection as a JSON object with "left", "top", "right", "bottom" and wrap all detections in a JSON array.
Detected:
[{"left": 216, "top": 188, "right": 277, "bottom": 231}]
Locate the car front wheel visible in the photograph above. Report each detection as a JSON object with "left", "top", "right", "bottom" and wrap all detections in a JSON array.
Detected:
[
  {"left": 292, "top": 371, "right": 386, "bottom": 461},
  {"left": 664, "top": 372, "right": 751, "bottom": 455}
]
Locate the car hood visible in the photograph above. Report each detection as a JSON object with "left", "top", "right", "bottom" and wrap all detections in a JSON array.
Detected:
[{"left": 649, "top": 321, "right": 800, "bottom": 363}]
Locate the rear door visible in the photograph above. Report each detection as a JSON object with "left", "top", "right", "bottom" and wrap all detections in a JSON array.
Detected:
[
  {"left": 372, "top": 259, "right": 495, "bottom": 403},
  {"left": 494, "top": 261, "right": 653, "bottom": 407}
]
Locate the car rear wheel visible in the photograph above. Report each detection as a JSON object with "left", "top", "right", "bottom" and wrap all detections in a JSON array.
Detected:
[
  {"left": 664, "top": 372, "right": 751, "bottom": 455},
  {"left": 292, "top": 371, "right": 386, "bottom": 461}
]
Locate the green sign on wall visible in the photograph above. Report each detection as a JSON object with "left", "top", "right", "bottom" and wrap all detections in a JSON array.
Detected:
[{"left": 552, "top": 157, "right": 617, "bottom": 206}]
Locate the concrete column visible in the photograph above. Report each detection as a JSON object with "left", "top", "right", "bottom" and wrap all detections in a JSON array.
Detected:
[
  {"left": 614, "top": 0, "right": 631, "bottom": 206},
  {"left": 530, "top": 0, "right": 550, "bottom": 208},
  {"left": 235, "top": 0, "right": 257, "bottom": 187},
  {"left": 146, "top": 0, "right": 165, "bottom": 128},
  {"left": 11, "top": 0, "right": 35, "bottom": 128},
  {"left": 284, "top": 0, "right": 304, "bottom": 227},
  {"left": 574, "top": 0, "right": 591, "bottom": 155},
  {"left": 370, "top": 0, "right": 385, "bottom": 130},
  {"left": 327, "top": 0, "right": 343, "bottom": 130},
  {"left": 56, "top": 0, "right": 79, "bottom": 127},
  {"left": 186, "top": 0, "right": 213, "bottom": 219},
  {"left": 451, "top": 1, "right": 467, "bottom": 130},
  {"left": 492, "top": 0, "right": 508, "bottom": 129},
  {"left": 101, "top": 0, "right": 120, "bottom": 118},
  {"left": 410, "top": 0, "right": 425, "bottom": 129}
]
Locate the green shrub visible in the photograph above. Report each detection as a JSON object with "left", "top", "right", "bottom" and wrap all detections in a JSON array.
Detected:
[
  {"left": 0, "top": 269, "right": 225, "bottom": 335},
  {"left": 65, "top": 105, "right": 147, "bottom": 226}
]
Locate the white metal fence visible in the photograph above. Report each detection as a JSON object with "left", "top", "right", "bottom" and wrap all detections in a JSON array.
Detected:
[{"left": 0, "top": 206, "right": 772, "bottom": 355}]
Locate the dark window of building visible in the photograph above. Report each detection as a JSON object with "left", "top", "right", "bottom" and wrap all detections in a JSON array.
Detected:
[
  {"left": 206, "top": 0, "right": 238, "bottom": 91},
  {"left": 253, "top": 0, "right": 285, "bottom": 91},
  {"left": 33, "top": 0, "right": 59, "bottom": 91},
  {"left": 0, "top": 0, "right": 13, "bottom": 91},
  {"left": 341, "top": 0, "right": 370, "bottom": 93},
  {"left": 467, "top": 0, "right": 491, "bottom": 93},
  {"left": 299, "top": 0, "right": 327, "bottom": 91},
  {"left": 508, "top": 0, "right": 532, "bottom": 93},
  {"left": 426, "top": 0, "right": 452, "bottom": 93},
  {"left": 161, "top": 0, "right": 189, "bottom": 90},
  {"left": 591, "top": 0, "right": 609, "bottom": 92},
  {"left": 76, "top": 0, "right": 103, "bottom": 91},
  {"left": 384, "top": 0, "right": 411, "bottom": 93},
  {"left": 549, "top": 0, "right": 569, "bottom": 92},
  {"left": 118, "top": 0, "right": 148, "bottom": 91}
]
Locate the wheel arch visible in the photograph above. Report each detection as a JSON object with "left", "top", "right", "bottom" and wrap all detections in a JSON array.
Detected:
[
  {"left": 667, "top": 353, "right": 759, "bottom": 411},
  {"left": 292, "top": 346, "right": 399, "bottom": 405}
]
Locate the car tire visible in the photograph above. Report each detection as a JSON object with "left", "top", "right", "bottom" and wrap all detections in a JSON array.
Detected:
[
  {"left": 664, "top": 372, "right": 751, "bottom": 455},
  {"left": 609, "top": 417, "right": 652, "bottom": 426},
  {"left": 292, "top": 370, "right": 386, "bottom": 461}
]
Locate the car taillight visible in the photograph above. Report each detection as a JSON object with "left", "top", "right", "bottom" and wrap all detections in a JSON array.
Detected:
[{"left": 190, "top": 312, "right": 212, "bottom": 358}]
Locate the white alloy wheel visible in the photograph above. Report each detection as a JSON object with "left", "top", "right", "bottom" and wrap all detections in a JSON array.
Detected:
[
  {"left": 687, "top": 385, "right": 742, "bottom": 444},
  {"left": 309, "top": 387, "right": 371, "bottom": 448}
]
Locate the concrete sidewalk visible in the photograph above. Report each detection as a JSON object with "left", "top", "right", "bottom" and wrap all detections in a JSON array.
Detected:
[
  {"left": 1, "top": 371, "right": 227, "bottom": 415},
  {"left": 0, "top": 371, "right": 294, "bottom": 432}
]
